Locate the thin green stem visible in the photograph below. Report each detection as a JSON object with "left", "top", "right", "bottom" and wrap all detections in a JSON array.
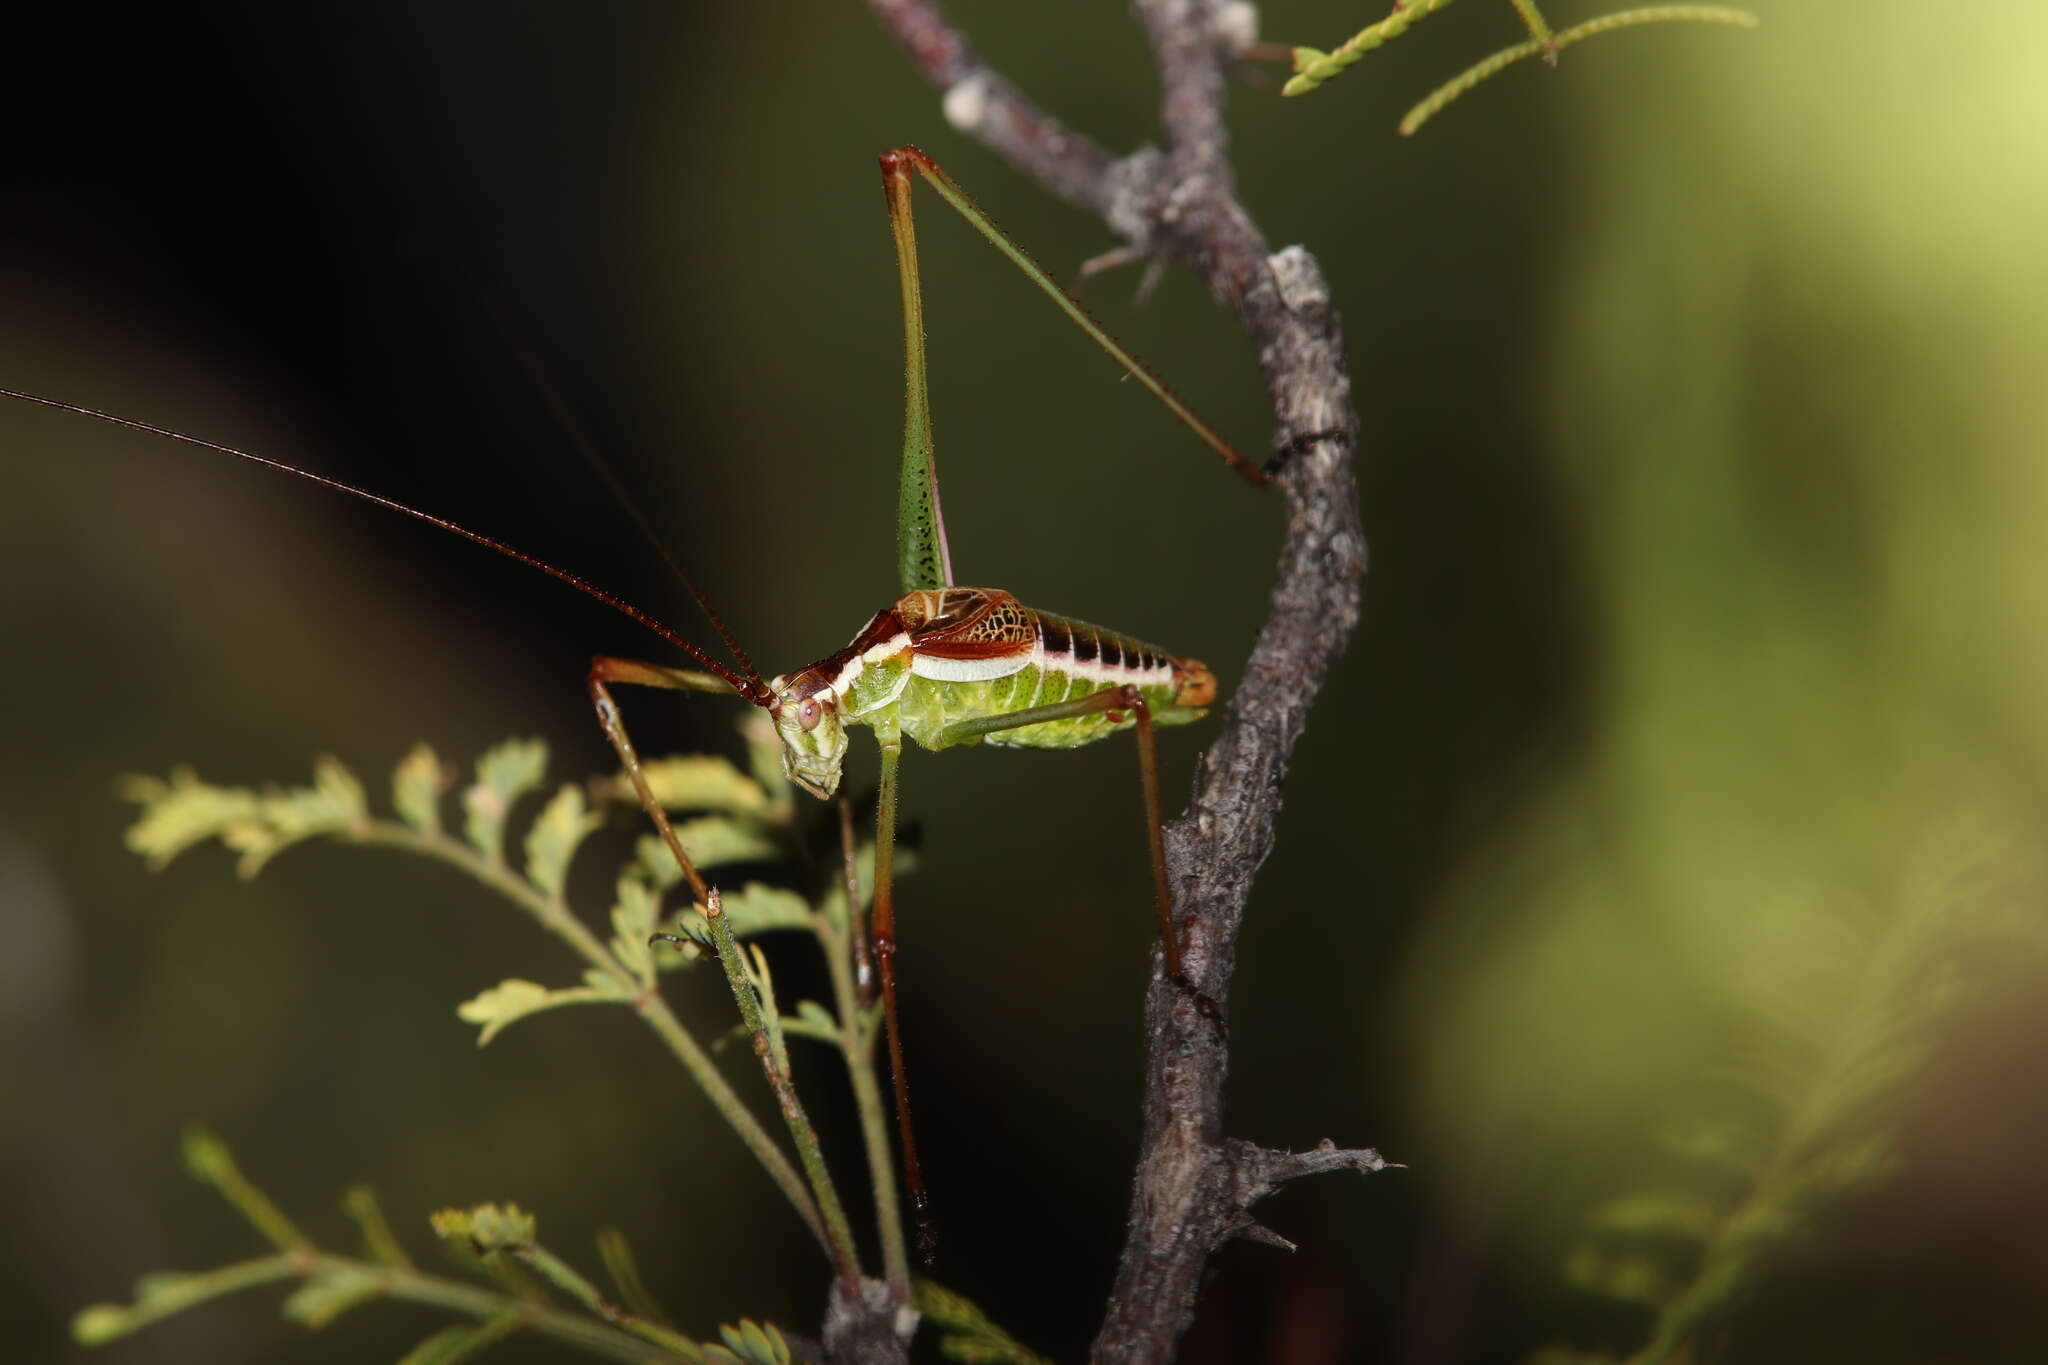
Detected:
[
  {"left": 1282, "top": 0, "right": 1460, "bottom": 96},
  {"left": 817, "top": 851, "right": 909, "bottom": 1294},
  {"left": 75, "top": 1254, "right": 300, "bottom": 1344},
  {"left": 704, "top": 889, "right": 864, "bottom": 1284},
  {"left": 359, "top": 821, "right": 616, "bottom": 966},
  {"left": 632, "top": 999, "right": 829, "bottom": 1253},
  {"left": 837, "top": 797, "right": 877, "bottom": 1008},
  {"left": 596, "top": 1226, "right": 674, "bottom": 1328},
  {"left": 1400, "top": 5, "right": 1759, "bottom": 134},
  {"left": 343, "top": 1185, "right": 415, "bottom": 1269},
  {"left": 504, "top": 1238, "right": 699, "bottom": 1356},
  {"left": 74, "top": 1251, "right": 691, "bottom": 1363},
  {"left": 183, "top": 1130, "right": 308, "bottom": 1253},
  {"left": 1508, "top": 0, "right": 1559, "bottom": 60},
  {"left": 746, "top": 944, "right": 794, "bottom": 1077},
  {"left": 358, "top": 1261, "right": 701, "bottom": 1361},
  {"left": 352, "top": 819, "right": 830, "bottom": 1255}
]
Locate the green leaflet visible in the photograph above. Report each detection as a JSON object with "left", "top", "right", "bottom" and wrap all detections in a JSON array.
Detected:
[
  {"left": 281, "top": 1264, "right": 384, "bottom": 1329},
  {"left": 524, "top": 784, "right": 603, "bottom": 898},
  {"left": 1280, "top": 2, "right": 1758, "bottom": 141},
  {"left": 663, "top": 884, "right": 815, "bottom": 946},
  {"left": 707, "top": 1318, "right": 793, "bottom": 1365},
  {"left": 1584, "top": 1194, "right": 1721, "bottom": 1240},
  {"left": 457, "top": 978, "right": 629, "bottom": 1047},
  {"left": 392, "top": 742, "right": 445, "bottom": 836},
  {"left": 911, "top": 1278, "right": 1055, "bottom": 1365},
  {"left": 632, "top": 753, "right": 773, "bottom": 817},
  {"left": 395, "top": 1318, "right": 524, "bottom": 1365},
  {"left": 1549, "top": 805, "right": 2048, "bottom": 1360},
  {"left": 610, "top": 872, "right": 664, "bottom": 980},
  {"left": 123, "top": 757, "right": 368, "bottom": 877},
  {"left": 463, "top": 737, "right": 549, "bottom": 862}
]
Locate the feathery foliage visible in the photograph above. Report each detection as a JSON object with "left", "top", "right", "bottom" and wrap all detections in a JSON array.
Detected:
[
  {"left": 1281, "top": 1, "right": 1758, "bottom": 136},
  {"left": 1530, "top": 807, "right": 2048, "bottom": 1364},
  {"left": 87, "top": 725, "right": 1037, "bottom": 1359},
  {"left": 912, "top": 1280, "right": 1058, "bottom": 1365}
]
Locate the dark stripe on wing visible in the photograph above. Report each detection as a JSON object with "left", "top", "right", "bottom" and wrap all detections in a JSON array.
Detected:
[{"left": 915, "top": 637, "right": 1036, "bottom": 661}]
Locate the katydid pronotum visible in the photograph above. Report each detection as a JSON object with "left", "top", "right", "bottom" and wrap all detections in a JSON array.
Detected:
[{"left": 3, "top": 145, "right": 1267, "bottom": 1259}]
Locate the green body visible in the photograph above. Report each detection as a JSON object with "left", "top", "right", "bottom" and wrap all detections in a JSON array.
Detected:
[
  {"left": 844, "top": 618, "right": 1204, "bottom": 753},
  {"left": 767, "top": 590, "right": 1214, "bottom": 797}
]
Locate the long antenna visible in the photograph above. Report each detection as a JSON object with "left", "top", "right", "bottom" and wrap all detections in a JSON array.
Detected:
[
  {"left": 2, "top": 387, "right": 772, "bottom": 706},
  {"left": 503, "top": 346, "right": 768, "bottom": 697}
]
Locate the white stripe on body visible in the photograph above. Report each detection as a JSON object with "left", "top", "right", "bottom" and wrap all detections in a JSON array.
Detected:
[
  {"left": 890, "top": 615, "right": 1176, "bottom": 713},
  {"left": 823, "top": 630, "right": 912, "bottom": 697},
  {"left": 907, "top": 651, "right": 1033, "bottom": 682}
]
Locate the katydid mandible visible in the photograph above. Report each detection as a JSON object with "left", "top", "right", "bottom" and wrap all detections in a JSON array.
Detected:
[{"left": 1, "top": 145, "right": 1266, "bottom": 1259}]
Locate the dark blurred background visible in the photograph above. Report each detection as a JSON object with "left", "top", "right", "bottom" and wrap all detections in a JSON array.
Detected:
[{"left": 5, "top": 3, "right": 2047, "bottom": 1361}]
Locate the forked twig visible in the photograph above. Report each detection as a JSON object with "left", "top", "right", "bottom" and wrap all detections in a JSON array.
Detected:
[{"left": 871, "top": 2, "right": 1380, "bottom": 1360}]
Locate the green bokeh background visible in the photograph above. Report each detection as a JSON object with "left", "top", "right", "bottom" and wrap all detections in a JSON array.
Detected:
[{"left": 5, "top": 3, "right": 2047, "bottom": 1361}]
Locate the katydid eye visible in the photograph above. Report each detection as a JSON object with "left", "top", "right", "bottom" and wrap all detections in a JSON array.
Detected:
[{"left": 797, "top": 697, "right": 823, "bottom": 732}]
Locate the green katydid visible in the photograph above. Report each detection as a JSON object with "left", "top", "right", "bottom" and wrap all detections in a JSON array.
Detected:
[
  {"left": 617, "top": 147, "right": 1267, "bottom": 1254},
  {"left": 0, "top": 144, "right": 1265, "bottom": 1258}
]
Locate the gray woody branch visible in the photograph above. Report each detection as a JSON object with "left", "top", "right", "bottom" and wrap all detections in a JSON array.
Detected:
[{"left": 869, "top": 1, "right": 1386, "bottom": 1362}]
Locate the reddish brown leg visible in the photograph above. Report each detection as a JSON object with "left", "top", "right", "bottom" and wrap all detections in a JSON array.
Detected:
[
  {"left": 588, "top": 655, "right": 730, "bottom": 906},
  {"left": 1123, "top": 688, "right": 1187, "bottom": 985},
  {"left": 868, "top": 732, "right": 938, "bottom": 1261},
  {"left": 596, "top": 655, "right": 941, "bottom": 1263},
  {"left": 936, "top": 685, "right": 1216, "bottom": 1014},
  {"left": 868, "top": 686, "right": 1219, "bottom": 1263}
]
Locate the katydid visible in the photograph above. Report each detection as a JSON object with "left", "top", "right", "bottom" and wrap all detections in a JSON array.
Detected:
[{"left": 1, "top": 145, "right": 1264, "bottom": 1258}]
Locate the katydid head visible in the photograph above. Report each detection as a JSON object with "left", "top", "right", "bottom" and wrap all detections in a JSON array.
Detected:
[{"left": 766, "top": 668, "right": 850, "bottom": 800}]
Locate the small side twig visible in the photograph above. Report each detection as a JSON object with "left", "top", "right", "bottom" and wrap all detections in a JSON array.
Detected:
[{"left": 867, "top": 0, "right": 1117, "bottom": 218}]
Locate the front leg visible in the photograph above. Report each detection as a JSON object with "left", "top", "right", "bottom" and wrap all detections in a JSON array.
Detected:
[
  {"left": 586, "top": 655, "right": 736, "bottom": 905},
  {"left": 864, "top": 722, "right": 940, "bottom": 1263}
]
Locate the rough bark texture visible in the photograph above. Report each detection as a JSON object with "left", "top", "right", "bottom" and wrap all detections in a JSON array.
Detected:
[{"left": 868, "top": 2, "right": 1384, "bottom": 1361}]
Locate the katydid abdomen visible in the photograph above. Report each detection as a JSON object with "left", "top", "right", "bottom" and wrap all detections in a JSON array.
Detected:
[
  {"left": 775, "top": 588, "right": 1216, "bottom": 764},
  {"left": 916, "top": 604, "right": 1214, "bottom": 752}
]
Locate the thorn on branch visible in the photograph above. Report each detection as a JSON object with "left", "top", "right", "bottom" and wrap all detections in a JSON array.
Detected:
[{"left": 1230, "top": 1218, "right": 1300, "bottom": 1253}]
